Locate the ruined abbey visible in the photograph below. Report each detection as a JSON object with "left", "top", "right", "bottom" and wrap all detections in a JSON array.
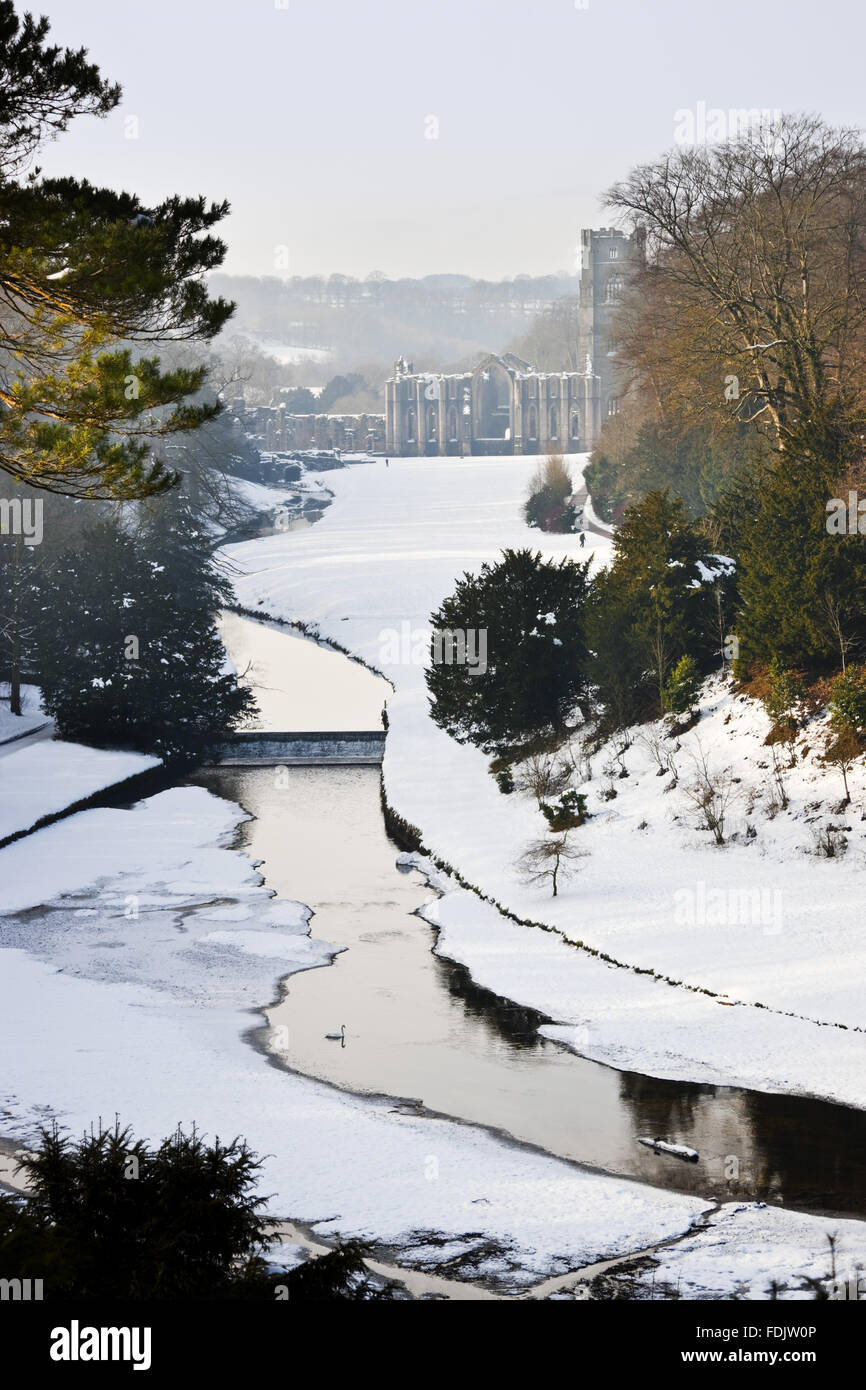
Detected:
[{"left": 385, "top": 228, "right": 641, "bottom": 456}]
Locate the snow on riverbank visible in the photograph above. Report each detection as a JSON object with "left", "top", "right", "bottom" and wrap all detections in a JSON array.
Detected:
[
  {"left": 0, "top": 739, "right": 159, "bottom": 843},
  {"left": 605, "top": 1202, "right": 866, "bottom": 1301},
  {"left": 223, "top": 453, "right": 866, "bottom": 1108},
  {"left": 0, "top": 685, "right": 47, "bottom": 745},
  {"left": 0, "top": 783, "right": 715, "bottom": 1289}
]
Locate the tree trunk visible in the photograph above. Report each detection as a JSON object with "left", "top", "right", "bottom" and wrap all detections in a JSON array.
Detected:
[{"left": 10, "top": 623, "right": 21, "bottom": 716}]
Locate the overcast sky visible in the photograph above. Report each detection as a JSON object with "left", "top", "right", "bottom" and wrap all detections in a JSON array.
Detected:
[{"left": 34, "top": 0, "right": 866, "bottom": 281}]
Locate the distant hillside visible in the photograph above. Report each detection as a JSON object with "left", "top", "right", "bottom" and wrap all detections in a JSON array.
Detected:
[{"left": 210, "top": 272, "right": 580, "bottom": 376}]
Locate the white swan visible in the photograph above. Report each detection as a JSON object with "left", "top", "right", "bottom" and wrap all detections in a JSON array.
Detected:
[{"left": 325, "top": 1024, "right": 346, "bottom": 1042}]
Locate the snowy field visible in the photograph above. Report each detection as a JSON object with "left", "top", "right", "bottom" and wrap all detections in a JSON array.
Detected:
[{"left": 224, "top": 453, "right": 866, "bottom": 1109}]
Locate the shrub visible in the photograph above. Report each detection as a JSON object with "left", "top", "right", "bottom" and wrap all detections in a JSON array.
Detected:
[
  {"left": 524, "top": 455, "right": 578, "bottom": 533},
  {"left": 829, "top": 665, "right": 866, "bottom": 734},
  {"left": 540, "top": 789, "right": 588, "bottom": 831},
  {"left": 662, "top": 655, "right": 703, "bottom": 717},
  {"left": 0, "top": 1121, "right": 383, "bottom": 1300}
]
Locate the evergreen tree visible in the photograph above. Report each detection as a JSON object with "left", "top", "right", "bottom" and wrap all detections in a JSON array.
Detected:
[
  {"left": 0, "top": 1, "right": 234, "bottom": 499},
  {"left": 589, "top": 491, "right": 716, "bottom": 724},
  {"left": 662, "top": 654, "right": 702, "bottom": 717},
  {"left": 0, "top": 1120, "right": 386, "bottom": 1300},
  {"left": 426, "top": 548, "right": 590, "bottom": 752},
  {"left": 829, "top": 665, "right": 866, "bottom": 735},
  {"left": 737, "top": 458, "right": 866, "bottom": 674},
  {"left": 39, "top": 501, "right": 255, "bottom": 764}
]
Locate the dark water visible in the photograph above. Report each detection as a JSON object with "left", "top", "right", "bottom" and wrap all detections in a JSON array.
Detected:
[{"left": 191, "top": 760, "right": 866, "bottom": 1220}]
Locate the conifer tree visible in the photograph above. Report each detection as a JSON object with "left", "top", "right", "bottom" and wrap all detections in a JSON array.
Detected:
[
  {"left": 662, "top": 654, "right": 702, "bottom": 717},
  {"left": 0, "top": 1, "right": 234, "bottom": 499},
  {"left": 426, "top": 548, "right": 590, "bottom": 752},
  {"left": 38, "top": 502, "right": 255, "bottom": 764},
  {"left": 589, "top": 491, "right": 715, "bottom": 723}
]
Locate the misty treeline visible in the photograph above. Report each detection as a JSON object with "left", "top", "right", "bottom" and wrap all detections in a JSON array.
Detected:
[{"left": 210, "top": 270, "right": 580, "bottom": 373}]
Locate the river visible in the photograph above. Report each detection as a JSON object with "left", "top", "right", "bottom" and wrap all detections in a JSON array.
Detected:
[{"left": 192, "top": 612, "right": 866, "bottom": 1221}]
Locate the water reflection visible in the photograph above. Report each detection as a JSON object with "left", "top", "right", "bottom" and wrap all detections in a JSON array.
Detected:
[{"left": 192, "top": 761, "right": 866, "bottom": 1220}]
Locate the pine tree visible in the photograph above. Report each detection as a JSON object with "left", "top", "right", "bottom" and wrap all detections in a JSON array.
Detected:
[
  {"left": 589, "top": 491, "right": 715, "bottom": 724},
  {"left": 737, "top": 458, "right": 866, "bottom": 674},
  {"left": 426, "top": 548, "right": 590, "bottom": 752},
  {"left": 38, "top": 502, "right": 255, "bottom": 764},
  {"left": 1, "top": 1119, "right": 386, "bottom": 1299},
  {"left": 662, "top": 655, "right": 702, "bottom": 717},
  {"left": 0, "top": 2, "right": 234, "bottom": 499}
]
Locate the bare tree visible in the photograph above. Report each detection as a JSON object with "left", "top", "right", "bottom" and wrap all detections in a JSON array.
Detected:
[
  {"left": 518, "top": 833, "right": 588, "bottom": 897},
  {"left": 606, "top": 115, "right": 866, "bottom": 464},
  {"left": 820, "top": 590, "right": 858, "bottom": 674},
  {"left": 681, "top": 744, "right": 741, "bottom": 845},
  {"left": 514, "top": 752, "right": 573, "bottom": 807},
  {"left": 639, "top": 729, "right": 677, "bottom": 779}
]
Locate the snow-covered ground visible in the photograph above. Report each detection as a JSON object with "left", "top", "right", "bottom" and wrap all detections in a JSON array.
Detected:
[
  {"left": 0, "top": 684, "right": 47, "bottom": 745},
  {"left": 602, "top": 1203, "right": 866, "bottom": 1302},
  {"left": 2, "top": 451, "right": 863, "bottom": 1295},
  {"left": 0, "top": 738, "right": 159, "bottom": 843},
  {"left": 223, "top": 453, "right": 866, "bottom": 1109},
  {"left": 0, "top": 781, "right": 858, "bottom": 1297},
  {"left": 0, "top": 783, "right": 714, "bottom": 1290}
]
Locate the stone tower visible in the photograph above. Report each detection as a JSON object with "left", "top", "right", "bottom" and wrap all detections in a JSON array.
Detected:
[{"left": 577, "top": 226, "right": 643, "bottom": 449}]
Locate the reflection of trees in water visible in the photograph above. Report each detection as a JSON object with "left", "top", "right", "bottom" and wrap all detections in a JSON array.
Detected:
[
  {"left": 742, "top": 1088, "right": 866, "bottom": 1217},
  {"left": 619, "top": 1067, "right": 866, "bottom": 1217},
  {"left": 431, "top": 953, "right": 550, "bottom": 1051},
  {"left": 618, "top": 1069, "right": 711, "bottom": 1136}
]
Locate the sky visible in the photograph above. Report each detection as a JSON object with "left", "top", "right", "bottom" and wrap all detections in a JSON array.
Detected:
[{"left": 33, "top": 0, "right": 866, "bottom": 282}]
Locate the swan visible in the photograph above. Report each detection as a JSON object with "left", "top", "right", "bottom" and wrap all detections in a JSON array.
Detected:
[{"left": 325, "top": 1024, "right": 346, "bottom": 1043}]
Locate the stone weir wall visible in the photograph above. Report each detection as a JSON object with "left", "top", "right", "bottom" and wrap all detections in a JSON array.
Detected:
[{"left": 217, "top": 730, "right": 386, "bottom": 766}]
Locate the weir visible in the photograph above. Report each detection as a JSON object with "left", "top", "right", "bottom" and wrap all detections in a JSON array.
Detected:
[{"left": 217, "top": 730, "right": 386, "bottom": 766}]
